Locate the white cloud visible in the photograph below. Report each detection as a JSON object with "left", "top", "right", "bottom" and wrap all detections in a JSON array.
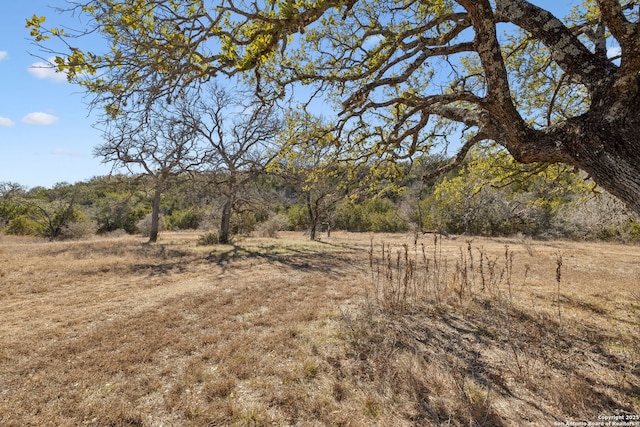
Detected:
[
  {"left": 28, "top": 58, "right": 68, "bottom": 82},
  {"left": 0, "top": 51, "right": 7, "bottom": 61},
  {"left": 0, "top": 116, "right": 15, "bottom": 127},
  {"left": 22, "top": 112, "right": 59, "bottom": 125}
]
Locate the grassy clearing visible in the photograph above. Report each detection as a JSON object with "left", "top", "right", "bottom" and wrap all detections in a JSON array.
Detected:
[{"left": 0, "top": 231, "right": 638, "bottom": 426}]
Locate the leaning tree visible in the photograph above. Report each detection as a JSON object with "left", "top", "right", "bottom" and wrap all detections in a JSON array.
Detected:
[{"left": 29, "top": 0, "right": 640, "bottom": 213}]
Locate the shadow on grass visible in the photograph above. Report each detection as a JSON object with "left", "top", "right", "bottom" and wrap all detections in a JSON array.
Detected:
[
  {"left": 206, "top": 242, "right": 361, "bottom": 274},
  {"left": 341, "top": 297, "right": 638, "bottom": 425}
]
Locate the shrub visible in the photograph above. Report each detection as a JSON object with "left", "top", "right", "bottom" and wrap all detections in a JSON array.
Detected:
[
  {"left": 136, "top": 213, "right": 165, "bottom": 237},
  {"left": 95, "top": 203, "right": 149, "bottom": 234},
  {"left": 287, "top": 203, "right": 309, "bottom": 231},
  {"left": 334, "top": 200, "right": 366, "bottom": 231},
  {"left": 363, "top": 198, "right": 408, "bottom": 232},
  {"left": 166, "top": 209, "right": 201, "bottom": 230},
  {"left": 197, "top": 231, "right": 220, "bottom": 246},
  {"left": 630, "top": 220, "right": 640, "bottom": 241},
  {"left": 231, "top": 211, "right": 256, "bottom": 236},
  {"left": 367, "top": 211, "right": 409, "bottom": 233},
  {"left": 59, "top": 220, "right": 98, "bottom": 240},
  {"left": 256, "top": 213, "right": 289, "bottom": 237},
  {"left": 5, "top": 215, "right": 42, "bottom": 236},
  {"left": 335, "top": 198, "right": 408, "bottom": 232},
  {"left": 555, "top": 192, "right": 640, "bottom": 242}
]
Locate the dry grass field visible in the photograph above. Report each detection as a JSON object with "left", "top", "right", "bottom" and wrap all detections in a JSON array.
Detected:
[{"left": 0, "top": 230, "right": 638, "bottom": 426}]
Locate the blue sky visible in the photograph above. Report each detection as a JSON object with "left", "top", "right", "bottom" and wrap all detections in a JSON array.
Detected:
[
  {"left": 0, "top": 1, "right": 577, "bottom": 189},
  {"left": 0, "top": 1, "right": 114, "bottom": 188}
]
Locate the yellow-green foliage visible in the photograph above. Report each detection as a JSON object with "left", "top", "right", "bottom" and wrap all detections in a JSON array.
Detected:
[
  {"left": 334, "top": 198, "right": 408, "bottom": 232},
  {"left": 5, "top": 215, "right": 43, "bottom": 236},
  {"left": 231, "top": 211, "right": 257, "bottom": 236},
  {"left": 165, "top": 209, "right": 201, "bottom": 230},
  {"left": 421, "top": 144, "right": 590, "bottom": 236},
  {"left": 287, "top": 203, "right": 310, "bottom": 231}
]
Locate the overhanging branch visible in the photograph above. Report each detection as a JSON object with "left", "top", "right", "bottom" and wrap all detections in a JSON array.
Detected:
[{"left": 422, "top": 133, "right": 486, "bottom": 182}]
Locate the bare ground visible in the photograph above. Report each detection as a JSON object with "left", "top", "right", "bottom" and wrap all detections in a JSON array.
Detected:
[{"left": 0, "top": 231, "right": 638, "bottom": 426}]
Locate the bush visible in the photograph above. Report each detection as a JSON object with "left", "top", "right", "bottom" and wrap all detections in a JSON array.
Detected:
[
  {"left": 197, "top": 231, "right": 220, "bottom": 246},
  {"left": 334, "top": 198, "right": 408, "bottom": 232},
  {"left": 256, "top": 213, "right": 289, "bottom": 237},
  {"left": 287, "top": 203, "right": 309, "bottom": 231},
  {"left": 421, "top": 178, "right": 559, "bottom": 237},
  {"left": 5, "top": 215, "right": 42, "bottom": 236},
  {"left": 166, "top": 209, "right": 201, "bottom": 230},
  {"left": 363, "top": 198, "right": 408, "bottom": 232},
  {"left": 95, "top": 203, "right": 149, "bottom": 234},
  {"left": 59, "top": 220, "right": 98, "bottom": 240},
  {"left": 230, "top": 211, "right": 256, "bottom": 236},
  {"left": 136, "top": 213, "right": 165, "bottom": 237},
  {"left": 555, "top": 192, "right": 640, "bottom": 242},
  {"left": 368, "top": 211, "right": 409, "bottom": 233},
  {"left": 334, "top": 201, "right": 366, "bottom": 231},
  {"left": 630, "top": 220, "right": 640, "bottom": 241}
]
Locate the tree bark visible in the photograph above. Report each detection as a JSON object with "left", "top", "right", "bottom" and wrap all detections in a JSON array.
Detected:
[
  {"left": 463, "top": 0, "right": 640, "bottom": 215},
  {"left": 501, "top": 71, "right": 640, "bottom": 214},
  {"left": 149, "top": 184, "right": 162, "bottom": 243},
  {"left": 219, "top": 195, "right": 234, "bottom": 244},
  {"left": 306, "top": 192, "right": 318, "bottom": 241},
  {"left": 557, "top": 110, "right": 640, "bottom": 214}
]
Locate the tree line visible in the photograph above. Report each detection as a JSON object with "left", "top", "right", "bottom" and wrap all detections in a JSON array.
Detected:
[{"left": 2, "top": 144, "right": 638, "bottom": 243}]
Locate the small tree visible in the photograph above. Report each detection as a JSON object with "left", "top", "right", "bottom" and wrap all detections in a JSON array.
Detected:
[
  {"left": 276, "top": 112, "right": 347, "bottom": 240},
  {"left": 0, "top": 182, "right": 27, "bottom": 229},
  {"left": 181, "top": 84, "right": 280, "bottom": 244},
  {"left": 94, "top": 97, "right": 208, "bottom": 242},
  {"left": 87, "top": 175, "right": 149, "bottom": 234},
  {"left": 11, "top": 184, "right": 83, "bottom": 240},
  {"left": 421, "top": 144, "right": 591, "bottom": 236}
]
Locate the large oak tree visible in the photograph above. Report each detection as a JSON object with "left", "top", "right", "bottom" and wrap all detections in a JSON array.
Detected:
[{"left": 30, "top": 0, "right": 640, "bottom": 213}]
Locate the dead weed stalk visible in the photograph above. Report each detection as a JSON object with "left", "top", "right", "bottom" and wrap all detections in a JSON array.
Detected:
[{"left": 368, "top": 235, "right": 522, "bottom": 312}]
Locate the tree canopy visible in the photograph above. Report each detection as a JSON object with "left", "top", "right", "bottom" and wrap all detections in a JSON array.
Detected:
[{"left": 29, "top": 0, "right": 640, "bottom": 213}]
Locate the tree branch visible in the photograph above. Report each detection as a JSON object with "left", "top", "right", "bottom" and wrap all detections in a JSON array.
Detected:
[
  {"left": 495, "top": 0, "right": 617, "bottom": 91},
  {"left": 596, "top": 0, "right": 637, "bottom": 47},
  {"left": 422, "top": 133, "right": 485, "bottom": 183}
]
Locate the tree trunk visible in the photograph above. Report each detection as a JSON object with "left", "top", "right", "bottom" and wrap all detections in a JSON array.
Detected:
[
  {"left": 508, "top": 98, "right": 640, "bottom": 216},
  {"left": 564, "top": 115, "right": 640, "bottom": 215},
  {"left": 462, "top": 0, "right": 640, "bottom": 216},
  {"left": 306, "top": 192, "right": 318, "bottom": 241},
  {"left": 149, "top": 184, "right": 162, "bottom": 243},
  {"left": 309, "top": 218, "right": 318, "bottom": 241},
  {"left": 219, "top": 195, "right": 233, "bottom": 244}
]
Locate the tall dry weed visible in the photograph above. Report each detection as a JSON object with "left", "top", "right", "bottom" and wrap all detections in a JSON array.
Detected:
[
  {"left": 360, "top": 233, "right": 639, "bottom": 424},
  {"left": 368, "top": 235, "right": 522, "bottom": 312}
]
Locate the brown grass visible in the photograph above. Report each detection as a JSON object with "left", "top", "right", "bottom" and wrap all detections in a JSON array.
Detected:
[{"left": 0, "top": 231, "right": 638, "bottom": 426}]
